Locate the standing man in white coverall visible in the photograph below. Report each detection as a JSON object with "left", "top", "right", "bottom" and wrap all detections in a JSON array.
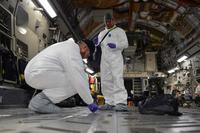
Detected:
[
  {"left": 25, "top": 38, "right": 98, "bottom": 113},
  {"left": 97, "top": 13, "right": 129, "bottom": 111}
]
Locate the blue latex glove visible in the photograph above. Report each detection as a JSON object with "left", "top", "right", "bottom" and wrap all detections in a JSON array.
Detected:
[
  {"left": 88, "top": 103, "right": 98, "bottom": 113},
  {"left": 107, "top": 43, "right": 116, "bottom": 49}
]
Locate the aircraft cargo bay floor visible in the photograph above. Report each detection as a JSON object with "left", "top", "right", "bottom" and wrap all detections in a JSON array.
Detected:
[{"left": 1, "top": 107, "right": 200, "bottom": 133}]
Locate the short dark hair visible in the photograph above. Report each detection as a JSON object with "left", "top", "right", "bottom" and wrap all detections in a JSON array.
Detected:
[{"left": 83, "top": 39, "right": 95, "bottom": 55}]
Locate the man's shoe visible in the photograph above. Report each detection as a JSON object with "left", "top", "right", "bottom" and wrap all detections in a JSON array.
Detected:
[
  {"left": 99, "top": 103, "right": 114, "bottom": 110},
  {"left": 114, "top": 103, "right": 129, "bottom": 112}
]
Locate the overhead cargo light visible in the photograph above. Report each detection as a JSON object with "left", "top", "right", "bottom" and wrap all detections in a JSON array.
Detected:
[
  {"left": 174, "top": 67, "right": 179, "bottom": 70},
  {"left": 83, "top": 59, "right": 88, "bottom": 64},
  {"left": 18, "top": 26, "right": 27, "bottom": 35},
  {"left": 177, "top": 55, "right": 188, "bottom": 63},
  {"left": 167, "top": 67, "right": 179, "bottom": 74},
  {"left": 85, "top": 68, "right": 94, "bottom": 75},
  {"left": 168, "top": 69, "right": 175, "bottom": 74},
  {"left": 38, "top": 0, "right": 57, "bottom": 18}
]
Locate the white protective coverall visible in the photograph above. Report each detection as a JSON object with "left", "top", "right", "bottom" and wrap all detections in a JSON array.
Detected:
[
  {"left": 25, "top": 39, "right": 93, "bottom": 105},
  {"left": 98, "top": 26, "right": 129, "bottom": 105}
]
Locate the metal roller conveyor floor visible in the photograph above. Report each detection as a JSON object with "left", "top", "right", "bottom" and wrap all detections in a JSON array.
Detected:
[{"left": 0, "top": 107, "right": 200, "bottom": 133}]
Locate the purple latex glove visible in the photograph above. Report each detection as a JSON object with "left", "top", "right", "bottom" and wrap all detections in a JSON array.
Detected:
[
  {"left": 88, "top": 103, "right": 98, "bottom": 113},
  {"left": 107, "top": 43, "right": 116, "bottom": 49}
]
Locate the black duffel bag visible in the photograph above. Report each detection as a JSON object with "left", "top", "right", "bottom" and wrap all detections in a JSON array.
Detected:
[{"left": 138, "top": 94, "right": 182, "bottom": 116}]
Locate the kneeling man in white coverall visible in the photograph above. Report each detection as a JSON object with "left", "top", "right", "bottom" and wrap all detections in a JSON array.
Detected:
[{"left": 25, "top": 38, "right": 98, "bottom": 113}]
